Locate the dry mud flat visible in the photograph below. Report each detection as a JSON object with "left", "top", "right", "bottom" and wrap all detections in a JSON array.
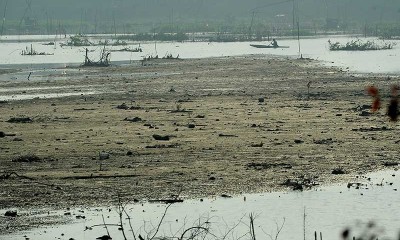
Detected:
[{"left": 0, "top": 55, "right": 399, "bottom": 210}]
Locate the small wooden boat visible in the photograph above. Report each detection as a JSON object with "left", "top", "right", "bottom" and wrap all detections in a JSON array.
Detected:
[{"left": 250, "top": 44, "right": 289, "bottom": 49}]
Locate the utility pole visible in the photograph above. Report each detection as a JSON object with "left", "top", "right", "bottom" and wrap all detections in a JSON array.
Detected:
[
  {"left": 1, "top": 0, "right": 8, "bottom": 36},
  {"left": 292, "top": 0, "right": 295, "bottom": 35},
  {"left": 248, "top": 11, "right": 255, "bottom": 40},
  {"left": 113, "top": 11, "right": 117, "bottom": 36},
  {"left": 45, "top": 11, "right": 49, "bottom": 35},
  {"left": 94, "top": 9, "right": 98, "bottom": 34},
  {"left": 79, "top": 9, "right": 83, "bottom": 34}
]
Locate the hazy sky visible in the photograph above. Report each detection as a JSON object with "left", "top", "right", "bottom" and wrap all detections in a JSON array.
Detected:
[{"left": 2, "top": 0, "right": 399, "bottom": 23}]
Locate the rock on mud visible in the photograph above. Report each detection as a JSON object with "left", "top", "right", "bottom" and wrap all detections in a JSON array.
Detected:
[{"left": 4, "top": 210, "right": 17, "bottom": 217}]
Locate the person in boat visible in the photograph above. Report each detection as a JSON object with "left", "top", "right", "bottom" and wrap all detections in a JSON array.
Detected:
[{"left": 271, "top": 39, "right": 278, "bottom": 47}]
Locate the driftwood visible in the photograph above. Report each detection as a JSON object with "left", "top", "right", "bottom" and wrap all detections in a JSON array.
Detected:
[
  {"left": 0, "top": 172, "right": 35, "bottom": 180},
  {"left": 0, "top": 172, "right": 59, "bottom": 188},
  {"left": 7, "top": 117, "right": 33, "bottom": 123},
  {"left": 148, "top": 199, "right": 184, "bottom": 204},
  {"left": 61, "top": 174, "right": 139, "bottom": 180},
  {"left": 218, "top": 133, "right": 238, "bottom": 137},
  {"left": 0, "top": 131, "right": 15, "bottom": 137}
]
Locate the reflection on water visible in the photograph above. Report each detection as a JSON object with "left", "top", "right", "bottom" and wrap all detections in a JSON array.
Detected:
[
  {"left": 0, "top": 35, "right": 399, "bottom": 74},
  {"left": 1, "top": 170, "right": 399, "bottom": 240}
]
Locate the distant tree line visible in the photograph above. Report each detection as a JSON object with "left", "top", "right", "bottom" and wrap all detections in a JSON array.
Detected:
[{"left": 1, "top": 0, "right": 400, "bottom": 37}]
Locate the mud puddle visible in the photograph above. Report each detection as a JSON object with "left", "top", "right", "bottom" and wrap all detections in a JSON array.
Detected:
[{"left": 1, "top": 170, "right": 399, "bottom": 240}]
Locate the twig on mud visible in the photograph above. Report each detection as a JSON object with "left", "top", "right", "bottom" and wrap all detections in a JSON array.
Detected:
[
  {"left": 148, "top": 187, "right": 183, "bottom": 240},
  {"left": 303, "top": 207, "right": 307, "bottom": 240},
  {"left": 85, "top": 224, "right": 121, "bottom": 230},
  {"left": 179, "top": 226, "right": 209, "bottom": 240},
  {"left": 261, "top": 218, "right": 286, "bottom": 240},
  {"left": 249, "top": 213, "right": 256, "bottom": 240},
  {"left": 117, "top": 195, "right": 128, "bottom": 240},
  {"left": 0, "top": 172, "right": 35, "bottom": 180},
  {"left": 102, "top": 214, "right": 111, "bottom": 237},
  {"left": 221, "top": 214, "right": 247, "bottom": 240},
  {"left": 124, "top": 208, "right": 137, "bottom": 240},
  {"left": 149, "top": 202, "right": 173, "bottom": 240}
]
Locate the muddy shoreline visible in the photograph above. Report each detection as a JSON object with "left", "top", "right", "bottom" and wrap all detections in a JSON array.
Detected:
[{"left": 0, "top": 55, "right": 399, "bottom": 212}]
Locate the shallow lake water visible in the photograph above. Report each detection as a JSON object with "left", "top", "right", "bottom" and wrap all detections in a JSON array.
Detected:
[
  {"left": 1, "top": 170, "right": 399, "bottom": 240},
  {"left": 0, "top": 34, "right": 399, "bottom": 74}
]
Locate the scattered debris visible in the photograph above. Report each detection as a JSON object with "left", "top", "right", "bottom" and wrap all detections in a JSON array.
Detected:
[{"left": 313, "top": 138, "right": 335, "bottom": 144}]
